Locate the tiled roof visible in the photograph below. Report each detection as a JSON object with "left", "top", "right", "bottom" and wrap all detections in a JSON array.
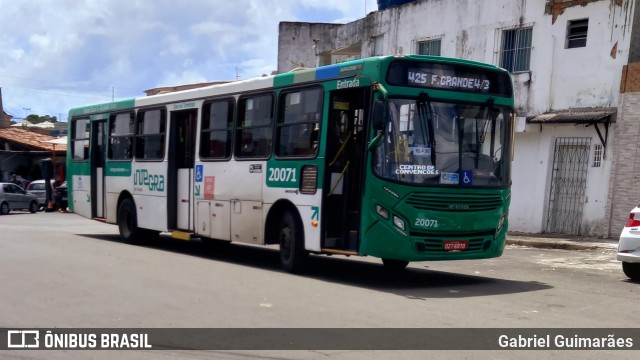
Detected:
[{"left": 0, "top": 127, "right": 67, "bottom": 151}]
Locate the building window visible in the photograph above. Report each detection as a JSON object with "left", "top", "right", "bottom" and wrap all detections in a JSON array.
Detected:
[
  {"left": 276, "top": 87, "right": 322, "bottom": 157},
  {"left": 500, "top": 26, "right": 533, "bottom": 73},
  {"left": 201, "top": 99, "right": 234, "bottom": 160},
  {"left": 416, "top": 38, "right": 441, "bottom": 56},
  {"left": 567, "top": 19, "right": 588, "bottom": 48},
  {"left": 236, "top": 94, "right": 273, "bottom": 159},
  {"left": 371, "top": 35, "right": 384, "bottom": 56},
  {"left": 135, "top": 109, "right": 166, "bottom": 161},
  {"left": 108, "top": 112, "right": 134, "bottom": 160},
  {"left": 592, "top": 143, "right": 603, "bottom": 167}
]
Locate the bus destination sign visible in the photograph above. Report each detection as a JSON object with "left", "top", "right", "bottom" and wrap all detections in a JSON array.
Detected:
[
  {"left": 387, "top": 60, "right": 513, "bottom": 97},
  {"left": 408, "top": 69, "right": 490, "bottom": 92}
]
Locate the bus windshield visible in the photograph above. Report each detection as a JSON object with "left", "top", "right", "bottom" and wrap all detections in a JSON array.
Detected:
[{"left": 373, "top": 98, "right": 511, "bottom": 187}]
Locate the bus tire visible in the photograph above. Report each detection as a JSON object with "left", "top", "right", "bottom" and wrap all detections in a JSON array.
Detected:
[
  {"left": 382, "top": 258, "right": 409, "bottom": 271},
  {"left": 118, "top": 198, "right": 143, "bottom": 243},
  {"left": 278, "top": 210, "right": 308, "bottom": 273}
]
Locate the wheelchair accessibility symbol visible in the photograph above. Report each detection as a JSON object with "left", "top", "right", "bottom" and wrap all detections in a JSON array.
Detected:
[
  {"left": 195, "top": 165, "right": 203, "bottom": 182},
  {"left": 462, "top": 170, "right": 473, "bottom": 186}
]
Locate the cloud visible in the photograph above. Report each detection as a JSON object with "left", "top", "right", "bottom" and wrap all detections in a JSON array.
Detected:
[{"left": 0, "top": 0, "right": 378, "bottom": 120}]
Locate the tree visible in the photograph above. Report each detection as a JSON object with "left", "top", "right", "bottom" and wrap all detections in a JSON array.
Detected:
[{"left": 26, "top": 114, "right": 58, "bottom": 124}]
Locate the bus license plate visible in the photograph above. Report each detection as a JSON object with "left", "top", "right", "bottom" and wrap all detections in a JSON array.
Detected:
[{"left": 444, "top": 241, "right": 467, "bottom": 251}]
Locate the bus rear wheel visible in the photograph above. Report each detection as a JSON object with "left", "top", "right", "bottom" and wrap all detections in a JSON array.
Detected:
[
  {"left": 118, "top": 198, "right": 143, "bottom": 243},
  {"left": 278, "top": 210, "right": 308, "bottom": 273},
  {"left": 382, "top": 258, "right": 409, "bottom": 271}
]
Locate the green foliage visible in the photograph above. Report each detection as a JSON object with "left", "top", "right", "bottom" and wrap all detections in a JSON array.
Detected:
[{"left": 26, "top": 114, "right": 58, "bottom": 124}]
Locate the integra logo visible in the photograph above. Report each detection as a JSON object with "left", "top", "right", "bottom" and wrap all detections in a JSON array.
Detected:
[{"left": 449, "top": 204, "right": 470, "bottom": 210}]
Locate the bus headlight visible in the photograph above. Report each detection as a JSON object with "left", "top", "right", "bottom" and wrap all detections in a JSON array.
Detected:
[
  {"left": 393, "top": 215, "right": 406, "bottom": 231},
  {"left": 497, "top": 213, "right": 507, "bottom": 233},
  {"left": 375, "top": 205, "right": 389, "bottom": 220}
]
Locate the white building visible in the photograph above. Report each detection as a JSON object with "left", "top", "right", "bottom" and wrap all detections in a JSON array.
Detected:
[{"left": 277, "top": 0, "right": 640, "bottom": 237}]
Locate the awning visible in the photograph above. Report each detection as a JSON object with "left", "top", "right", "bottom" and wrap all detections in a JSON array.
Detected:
[
  {"left": 527, "top": 107, "right": 617, "bottom": 124},
  {"left": 527, "top": 107, "right": 617, "bottom": 159}
]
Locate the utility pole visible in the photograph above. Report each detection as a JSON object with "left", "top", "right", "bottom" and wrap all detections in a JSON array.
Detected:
[{"left": 23, "top": 107, "right": 31, "bottom": 119}]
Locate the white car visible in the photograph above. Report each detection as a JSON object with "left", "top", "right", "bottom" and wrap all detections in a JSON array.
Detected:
[
  {"left": 617, "top": 206, "right": 640, "bottom": 281},
  {"left": 0, "top": 182, "right": 39, "bottom": 214}
]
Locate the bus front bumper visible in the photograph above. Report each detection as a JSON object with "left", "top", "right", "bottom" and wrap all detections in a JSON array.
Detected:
[{"left": 361, "top": 220, "right": 507, "bottom": 262}]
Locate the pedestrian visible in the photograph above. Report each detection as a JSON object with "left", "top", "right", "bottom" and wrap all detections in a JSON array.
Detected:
[{"left": 9, "top": 173, "right": 19, "bottom": 185}]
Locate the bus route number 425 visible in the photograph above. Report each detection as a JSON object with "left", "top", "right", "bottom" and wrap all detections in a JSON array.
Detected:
[{"left": 268, "top": 167, "right": 297, "bottom": 182}]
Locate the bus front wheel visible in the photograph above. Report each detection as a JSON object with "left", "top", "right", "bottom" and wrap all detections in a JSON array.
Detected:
[
  {"left": 382, "top": 258, "right": 409, "bottom": 271},
  {"left": 118, "top": 198, "right": 142, "bottom": 243},
  {"left": 278, "top": 210, "right": 308, "bottom": 273}
]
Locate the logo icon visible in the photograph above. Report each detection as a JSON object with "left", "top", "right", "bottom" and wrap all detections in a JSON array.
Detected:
[
  {"left": 7, "top": 330, "right": 39, "bottom": 348},
  {"left": 195, "top": 165, "right": 203, "bottom": 182}
]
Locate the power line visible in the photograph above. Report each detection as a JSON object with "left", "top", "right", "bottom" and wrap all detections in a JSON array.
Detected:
[{"left": 0, "top": 74, "right": 140, "bottom": 93}]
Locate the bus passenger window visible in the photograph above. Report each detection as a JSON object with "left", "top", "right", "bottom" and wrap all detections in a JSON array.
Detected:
[
  {"left": 276, "top": 88, "right": 322, "bottom": 158},
  {"left": 236, "top": 94, "right": 273, "bottom": 159}
]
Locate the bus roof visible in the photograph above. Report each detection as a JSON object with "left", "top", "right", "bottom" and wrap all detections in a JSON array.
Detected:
[{"left": 68, "top": 55, "right": 509, "bottom": 118}]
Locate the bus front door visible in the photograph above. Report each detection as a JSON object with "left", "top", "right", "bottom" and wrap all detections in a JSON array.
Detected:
[
  {"left": 91, "top": 120, "right": 107, "bottom": 218},
  {"left": 323, "top": 88, "right": 369, "bottom": 251},
  {"left": 168, "top": 109, "right": 197, "bottom": 231}
]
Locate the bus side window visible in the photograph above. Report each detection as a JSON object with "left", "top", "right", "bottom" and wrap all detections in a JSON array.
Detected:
[
  {"left": 236, "top": 93, "right": 273, "bottom": 159},
  {"left": 277, "top": 87, "right": 322, "bottom": 158}
]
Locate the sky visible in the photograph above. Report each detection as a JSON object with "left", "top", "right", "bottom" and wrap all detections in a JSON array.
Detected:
[{"left": 0, "top": 0, "right": 378, "bottom": 122}]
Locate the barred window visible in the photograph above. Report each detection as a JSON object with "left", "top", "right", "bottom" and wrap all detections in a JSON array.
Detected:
[
  {"left": 236, "top": 94, "right": 273, "bottom": 159},
  {"left": 109, "top": 112, "right": 134, "bottom": 160},
  {"left": 500, "top": 26, "right": 533, "bottom": 73},
  {"left": 136, "top": 109, "right": 166, "bottom": 161},
  {"left": 71, "top": 118, "right": 90, "bottom": 161},
  {"left": 592, "top": 143, "right": 603, "bottom": 167},
  {"left": 276, "top": 88, "right": 322, "bottom": 157},
  {"left": 201, "top": 99, "right": 234, "bottom": 159},
  {"left": 417, "top": 38, "right": 441, "bottom": 56}
]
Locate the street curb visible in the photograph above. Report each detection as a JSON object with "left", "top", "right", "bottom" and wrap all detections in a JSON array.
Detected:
[{"left": 506, "top": 239, "right": 617, "bottom": 251}]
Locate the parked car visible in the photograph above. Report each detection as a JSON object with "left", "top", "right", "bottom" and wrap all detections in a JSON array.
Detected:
[
  {"left": 55, "top": 181, "right": 68, "bottom": 210},
  {"left": 26, "top": 179, "right": 56, "bottom": 209},
  {"left": 0, "top": 182, "right": 39, "bottom": 214},
  {"left": 617, "top": 206, "right": 640, "bottom": 281}
]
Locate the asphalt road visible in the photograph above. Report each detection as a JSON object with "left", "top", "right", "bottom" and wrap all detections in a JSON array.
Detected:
[{"left": 0, "top": 211, "right": 637, "bottom": 359}]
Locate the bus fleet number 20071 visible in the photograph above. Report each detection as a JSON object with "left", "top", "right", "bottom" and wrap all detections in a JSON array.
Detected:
[{"left": 268, "top": 167, "right": 297, "bottom": 183}]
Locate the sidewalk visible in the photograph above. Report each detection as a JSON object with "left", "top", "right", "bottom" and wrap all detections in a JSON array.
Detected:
[{"left": 506, "top": 233, "right": 619, "bottom": 251}]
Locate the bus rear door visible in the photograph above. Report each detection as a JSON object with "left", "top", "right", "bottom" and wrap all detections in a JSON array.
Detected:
[
  {"left": 168, "top": 109, "right": 197, "bottom": 231},
  {"left": 91, "top": 120, "right": 107, "bottom": 218}
]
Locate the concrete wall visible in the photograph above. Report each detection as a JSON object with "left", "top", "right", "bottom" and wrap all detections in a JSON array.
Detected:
[
  {"left": 606, "top": 63, "right": 640, "bottom": 237},
  {"left": 512, "top": 123, "right": 614, "bottom": 234}
]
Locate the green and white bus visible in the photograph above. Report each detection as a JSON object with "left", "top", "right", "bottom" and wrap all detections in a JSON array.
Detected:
[{"left": 67, "top": 55, "right": 514, "bottom": 272}]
